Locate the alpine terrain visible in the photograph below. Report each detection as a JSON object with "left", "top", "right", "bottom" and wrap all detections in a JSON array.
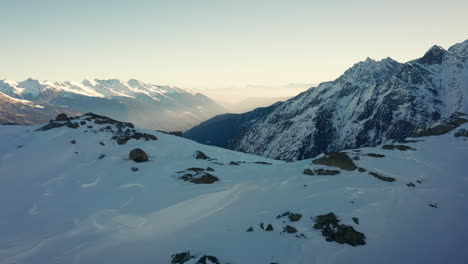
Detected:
[
  {"left": 0, "top": 113, "right": 467, "bottom": 264},
  {"left": 0, "top": 79, "right": 223, "bottom": 131},
  {"left": 185, "top": 39, "right": 468, "bottom": 160}
]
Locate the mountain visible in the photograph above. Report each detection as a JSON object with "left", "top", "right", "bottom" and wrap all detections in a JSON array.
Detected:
[
  {"left": 0, "top": 79, "right": 224, "bottom": 131},
  {"left": 185, "top": 39, "right": 468, "bottom": 160},
  {"left": 0, "top": 113, "right": 467, "bottom": 264},
  {"left": 0, "top": 92, "right": 78, "bottom": 125}
]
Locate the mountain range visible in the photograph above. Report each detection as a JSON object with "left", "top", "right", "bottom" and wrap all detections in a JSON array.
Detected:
[
  {"left": 0, "top": 79, "right": 224, "bottom": 131},
  {"left": 185, "top": 39, "right": 468, "bottom": 160}
]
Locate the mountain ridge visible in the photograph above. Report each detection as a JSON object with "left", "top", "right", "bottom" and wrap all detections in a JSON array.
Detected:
[{"left": 185, "top": 39, "right": 468, "bottom": 160}]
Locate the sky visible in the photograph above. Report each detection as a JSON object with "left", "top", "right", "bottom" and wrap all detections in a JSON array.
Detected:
[{"left": 1, "top": 0, "right": 467, "bottom": 97}]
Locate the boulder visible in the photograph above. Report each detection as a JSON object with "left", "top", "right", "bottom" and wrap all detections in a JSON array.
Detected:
[
  {"left": 129, "top": 148, "right": 149, "bottom": 162},
  {"left": 55, "top": 113, "right": 68, "bottom": 121}
]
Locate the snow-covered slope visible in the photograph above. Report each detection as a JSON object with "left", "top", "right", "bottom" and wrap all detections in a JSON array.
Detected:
[
  {"left": 185, "top": 39, "right": 468, "bottom": 160},
  {"left": 1, "top": 113, "right": 467, "bottom": 264},
  {"left": 0, "top": 79, "right": 224, "bottom": 131}
]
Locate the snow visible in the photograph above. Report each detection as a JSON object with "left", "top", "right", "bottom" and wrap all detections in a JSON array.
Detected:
[{"left": 0, "top": 116, "right": 467, "bottom": 264}]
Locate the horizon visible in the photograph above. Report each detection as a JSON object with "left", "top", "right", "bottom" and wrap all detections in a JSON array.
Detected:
[{"left": 1, "top": 0, "right": 467, "bottom": 94}]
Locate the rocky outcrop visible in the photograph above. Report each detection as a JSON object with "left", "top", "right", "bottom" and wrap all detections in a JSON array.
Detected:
[{"left": 313, "top": 212, "right": 366, "bottom": 246}]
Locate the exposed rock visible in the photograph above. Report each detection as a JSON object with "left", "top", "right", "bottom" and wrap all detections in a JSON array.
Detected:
[
  {"left": 302, "top": 169, "right": 315, "bottom": 175},
  {"left": 429, "top": 203, "right": 438, "bottom": 208},
  {"left": 282, "top": 225, "right": 297, "bottom": 233},
  {"left": 194, "top": 151, "right": 210, "bottom": 160},
  {"left": 382, "top": 144, "right": 415, "bottom": 151},
  {"left": 455, "top": 128, "right": 468, "bottom": 137},
  {"left": 407, "top": 183, "right": 416, "bottom": 187},
  {"left": 129, "top": 148, "right": 149, "bottom": 163},
  {"left": 254, "top": 161, "right": 272, "bottom": 165},
  {"left": 366, "top": 153, "right": 385, "bottom": 158},
  {"left": 180, "top": 172, "right": 219, "bottom": 184},
  {"left": 206, "top": 167, "right": 215, "bottom": 171},
  {"left": 197, "top": 255, "right": 220, "bottom": 264},
  {"left": 412, "top": 112, "right": 468, "bottom": 137},
  {"left": 229, "top": 161, "right": 240, "bottom": 166},
  {"left": 36, "top": 122, "right": 66, "bottom": 131},
  {"left": 98, "top": 154, "right": 106, "bottom": 160},
  {"left": 312, "top": 152, "right": 358, "bottom": 171},
  {"left": 246, "top": 227, "right": 254, "bottom": 232},
  {"left": 260, "top": 223, "right": 265, "bottom": 230},
  {"left": 265, "top": 224, "right": 274, "bottom": 231},
  {"left": 131, "top": 167, "right": 139, "bottom": 172},
  {"left": 288, "top": 213, "right": 302, "bottom": 222},
  {"left": 352, "top": 217, "right": 359, "bottom": 225},
  {"left": 70, "top": 140, "right": 76, "bottom": 144},
  {"left": 369, "top": 171, "right": 395, "bottom": 182},
  {"left": 99, "top": 141, "right": 105, "bottom": 146},
  {"left": 171, "top": 251, "right": 191, "bottom": 264},
  {"left": 315, "top": 169, "right": 340, "bottom": 175},
  {"left": 313, "top": 212, "right": 366, "bottom": 246},
  {"left": 277, "top": 211, "right": 290, "bottom": 219},
  {"left": 186, "top": 167, "right": 205, "bottom": 172},
  {"left": 66, "top": 122, "right": 79, "bottom": 129},
  {"left": 357, "top": 168, "right": 367, "bottom": 172},
  {"left": 55, "top": 113, "right": 68, "bottom": 121}
]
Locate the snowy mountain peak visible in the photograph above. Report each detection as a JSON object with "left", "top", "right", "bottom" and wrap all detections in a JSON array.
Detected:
[
  {"left": 339, "top": 57, "right": 402, "bottom": 85},
  {"left": 448, "top": 39, "right": 468, "bottom": 57},
  {"left": 418, "top": 45, "right": 446, "bottom": 65}
]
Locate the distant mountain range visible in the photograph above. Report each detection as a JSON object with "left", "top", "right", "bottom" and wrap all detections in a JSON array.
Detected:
[
  {"left": 185, "top": 39, "right": 468, "bottom": 160},
  {"left": 0, "top": 79, "right": 224, "bottom": 131}
]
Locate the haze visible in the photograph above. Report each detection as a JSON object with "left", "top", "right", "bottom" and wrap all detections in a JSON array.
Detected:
[{"left": 1, "top": 0, "right": 467, "bottom": 105}]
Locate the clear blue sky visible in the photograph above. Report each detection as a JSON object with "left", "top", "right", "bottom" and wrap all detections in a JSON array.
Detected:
[{"left": 1, "top": 0, "right": 467, "bottom": 90}]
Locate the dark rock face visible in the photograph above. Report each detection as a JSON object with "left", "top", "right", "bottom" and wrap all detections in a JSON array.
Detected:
[
  {"left": 129, "top": 148, "right": 149, "bottom": 162},
  {"left": 313, "top": 212, "right": 366, "bottom": 246},
  {"left": 382, "top": 144, "right": 415, "bottom": 151},
  {"left": 303, "top": 169, "right": 315, "bottom": 175},
  {"left": 314, "top": 169, "right": 340, "bottom": 176},
  {"left": 282, "top": 225, "right": 297, "bottom": 233},
  {"left": 179, "top": 172, "right": 219, "bottom": 184},
  {"left": 366, "top": 153, "right": 385, "bottom": 158},
  {"left": 312, "top": 152, "right": 357, "bottom": 171},
  {"left": 288, "top": 213, "right": 302, "bottom": 222},
  {"left": 455, "top": 128, "right": 468, "bottom": 137},
  {"left": 265, "top": 224, "right": 274, "bottom": 231},
  {"left": 171, "top": 251, "right": 191, "bottom": 263},
  {"left": 194, "top": 151, "right": 210, "bottom": 160},
  {"left": 55, "top": 113, "right": 68, "bottom": 121},
  {"left": 197, "top": 255, "right": 220, "bottom": 264},
  {"left": 418, "top": 45, "right": 445, "bottom": 65},
  {"left": 369, "top": 171, "right": 395, "bottom": 182},
  {"left": 412, "top": 112, "right": 468, "bottom": 137}
]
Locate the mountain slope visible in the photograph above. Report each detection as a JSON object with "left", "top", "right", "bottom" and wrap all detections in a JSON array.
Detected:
[
  {"left": 0, "top": 92, "right": 78, "bottom": 125},
  {"left": 0, "top": 114, "right": 467, "bottom": 264},
  {"left": 0, "top": 79, "right": 224, "bottom": 131},
  {"left": 185, "top": 40, "right": 468, "bottom": 160}
]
